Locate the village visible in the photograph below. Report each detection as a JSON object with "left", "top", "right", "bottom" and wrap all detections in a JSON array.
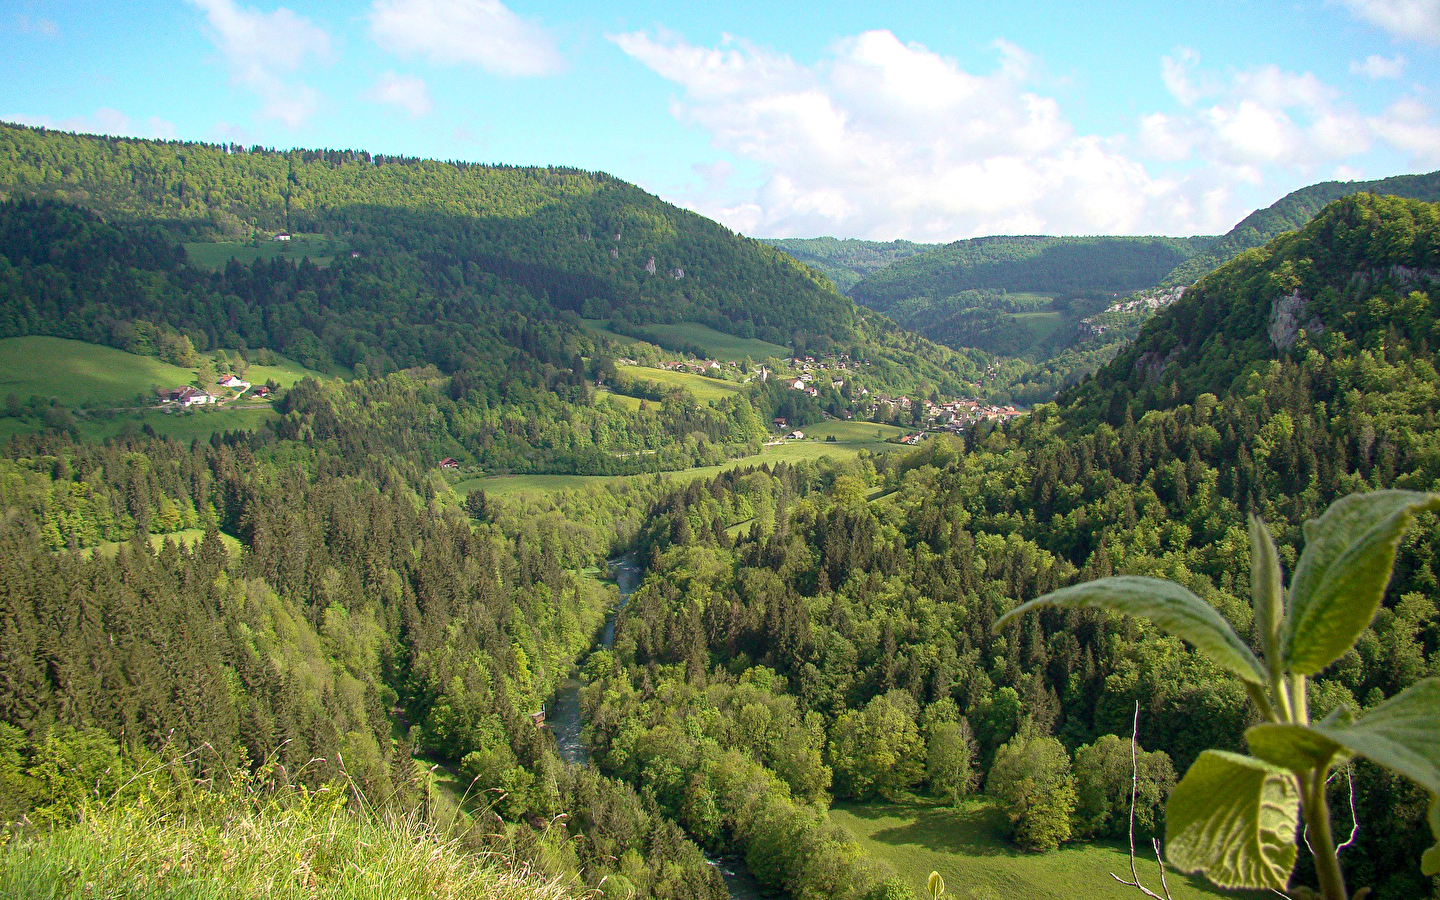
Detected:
[{"left": 639, "top": 350, "right": 1026, "bottom": 442}]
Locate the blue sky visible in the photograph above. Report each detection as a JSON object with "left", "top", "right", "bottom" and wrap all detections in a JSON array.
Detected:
[{"left": 4, "top": 0, "right": 1438, "bottom": 240}]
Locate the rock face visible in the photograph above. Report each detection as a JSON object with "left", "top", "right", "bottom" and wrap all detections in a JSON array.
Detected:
[
  {"left": 1268, "top": 292, "right": 1325, "bottom": 350},
  {"left": 1134, "top": 346, "right": 1181, "bottom": 383}
]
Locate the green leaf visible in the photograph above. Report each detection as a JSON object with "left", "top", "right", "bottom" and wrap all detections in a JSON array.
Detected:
[
  {"left": 1245, "top": 723, "right": 1345, "bottom": 773},
  {"left": 996, "top": 576, "right": 1266, "bottom": 685},
  {"left": 1165, "top": 750, "right": 1300, "bottom": 891},
  {"left": 1249, "top": 515, "right": 1284, "bottom": 677},
  {"left": 1423, "top": 794, "right": 1438, "bottom": 876},
  {"left": 928, "top": 871, "right": 945, "bottom": 899},
  {"left": 1313, "top": 677, "right": 1440, "bottom": 795},
  {"left": 1284, "top": 491, "right": 1440, "bottom": 674}
]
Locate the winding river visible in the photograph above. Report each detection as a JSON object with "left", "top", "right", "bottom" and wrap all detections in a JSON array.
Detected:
[{"left": 547, "top": 555, "right": 773, "bottom": 900}]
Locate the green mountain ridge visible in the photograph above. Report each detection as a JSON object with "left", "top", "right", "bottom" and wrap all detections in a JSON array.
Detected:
[
  {"left": 1064, "top": 191, "right": 1440, "bottom": 422},
  {"left": 1162, "top": 169, "right": 1440, "bottom": 287},
  {"left": 2, "top": 148, "right": 1440, "bottom": 900},
  {"left": 761, "top": 236, "right": 940, "bottom": 292}
]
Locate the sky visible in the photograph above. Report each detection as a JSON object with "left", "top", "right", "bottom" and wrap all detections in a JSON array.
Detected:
[{"left": 3, "top": 0, "right": 1439, "bottom": 241}]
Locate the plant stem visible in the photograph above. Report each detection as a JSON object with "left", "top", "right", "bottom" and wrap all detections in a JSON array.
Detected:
[{"left": 1302, "top": 767, "right": 1348, "bottom": 900}]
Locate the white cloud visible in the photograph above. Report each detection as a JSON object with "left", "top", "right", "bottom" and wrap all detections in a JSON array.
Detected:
[
  {"left": 6, "top": 109, "right": 180, "bottom": 141},
  {"left": 1338, "top": 0, "right": 1440, "bottom": 45},
  {"left": 185, "top": 0, "right": 332, "bottom": 128},
  {"left": 1161, "top": 47, "right": 1212, "bottom": 107},
  {"left": 14, "top": 15, "right": 59, "bottom": 36},
  {"left": 367, "top": 71, "right": 433, "bottom": 116},
  {"left": 1141, "top": 53, "right": 1387, "bottom": 170},
  {"left": 368, "top": 0, "right": 563, "bottom": 77},
  {"left": 616, "top": 30, "right": 1440, "bottom": 240},
  {"left": 1370, "top": 97, "right": 1440, "bottom": 166},
  {"left": 615, "top": 30, "right": 1226, "bottom": 238},
  {"left": 1351, "top": 53, "right": 1408, "bottom": 78}
]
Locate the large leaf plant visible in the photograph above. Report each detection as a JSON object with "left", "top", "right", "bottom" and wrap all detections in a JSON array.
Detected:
[{"left": 997, "top": 490, "right": 1440, "bottom": 899}]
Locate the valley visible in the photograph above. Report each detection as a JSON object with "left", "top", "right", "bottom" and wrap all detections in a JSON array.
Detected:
[{"left": 0, "top": 121, "right": 1437, "bottom": 900}]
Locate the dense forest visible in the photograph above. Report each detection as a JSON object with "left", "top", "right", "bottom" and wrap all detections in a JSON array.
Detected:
[
  {"left": 1, "top": 118, "right": 1438, "bottom": 900},
  {"left": 763, "top": 237, "right": 939, "bottom": 293},
  {"left": 849, "top": 235, "right": 1215, "bottom": 311},
  {"left": 574, "top": 194, "right": 1440, "bottom": 899}
]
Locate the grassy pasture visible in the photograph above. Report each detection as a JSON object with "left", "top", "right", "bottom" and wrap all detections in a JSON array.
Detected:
[
  {"left": 634, "top": 322, "right": 790, "bottom": 361},
  {"left": 616, "top": 364, "right": 740, "bottom": 403},
  {"left": 593, "top": 388, "right": 643, "bottom": 411},
  {"left": 1008, "top": 309, "right": 1067, "bottom": 345},
  {"left": 465, "top": 426, "right": 904, "bottom": 501},
  {"left": 183, "top": 233, "right": 348, "bottom": 270},
  {"left": 831, "top": 799, "right": 1238, "bottom": 900},
  {"left": 241, "top": 354, "right": 327, "bottom": 388},
  {"left": 0, "top": 336, "right": 197, "bottom": 406},
  {"left": 82, "top": 528, "right": 243, "bottom": 560},
  {"left": 76, "top": 408, "right": 281, "bottom": 443}
]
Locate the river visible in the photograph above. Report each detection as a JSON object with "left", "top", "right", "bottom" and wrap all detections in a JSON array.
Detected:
[{"left": 547, "top": 554, "right": 773, "bottom": 900}]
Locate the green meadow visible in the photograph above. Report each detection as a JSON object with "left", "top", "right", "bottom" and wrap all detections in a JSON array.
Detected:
[
  {"left": 462, "top": 425, "right": 905, "bottom": 501},
  {"left": 831, "top": 799, "right": 1240, "bottom": 900},
  {"left": 616, "top": 364, "right": 741, "bottom": 403},
  {"left": 183, "top": 233, "right": 349, "bottom": 270},
  {"left": 0, "top": 336, "right": 198, "bottom": 406},
  {"left": 581, "top": 319, "right": 790, "bottom": 362},
  {"left": 593, "top": 387, "right": 644, "bottom": 411},
  {"left": 0, "top": 337, "right": 327, "bottom": 443},
  {"left": 633, "top": 321, "right": 790, "bottom": 361},
  {"left": 82, "top": 528, "right": 244, "bottom": 560},
  {"left": 1008, "top": 309, "right": 1067, "bottom": 345}
]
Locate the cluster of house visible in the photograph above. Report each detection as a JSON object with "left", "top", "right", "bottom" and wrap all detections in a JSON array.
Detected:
[
  {"left": 770, "top": 417, "right": 804, "bottom": 440},
  {"left": 927, "top": 399, "right": 1026, "bottom": 430},
  {"left": 656, "top": 358, "right": 729, "bottom": 375},
  {"left": 154, "top": 374, "right": 268, "bottom": 407}
]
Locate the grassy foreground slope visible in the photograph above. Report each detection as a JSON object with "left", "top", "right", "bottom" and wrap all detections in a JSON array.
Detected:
[{"left": 0, "top": 788, "right": 575, "bottom": 900}]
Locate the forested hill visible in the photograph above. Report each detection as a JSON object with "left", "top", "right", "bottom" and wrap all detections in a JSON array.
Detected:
[
  {"left": 1062, "top": 192, "right": 1440, "bottom": 424},
  {"left": 849, "top": 234, "right": 1215, "bottom": 310},
  {"left": 0, "top": 122, "right": 849, "bottom": 346},
  {"left": 1161, "top": 169, "right": 1440, "bottom": 286},
  {"left": 762, "top": 236, "right": 939, "bottom": 292}
]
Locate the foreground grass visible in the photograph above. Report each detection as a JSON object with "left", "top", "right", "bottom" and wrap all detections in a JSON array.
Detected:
[
  {"left": 0, "top": 787, "right": 574, "bottom": 900},
  {"left": 831, "top": 798, "right": 1244, "bottom": 900}
]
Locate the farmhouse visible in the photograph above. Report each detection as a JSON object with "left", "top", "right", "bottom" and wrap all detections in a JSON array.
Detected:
[
  {"left": 156, "top": 386, "right": 214, "bottom": 406},
  {"left": 273, "top": 232, "right": 291, "bottom": 242}
]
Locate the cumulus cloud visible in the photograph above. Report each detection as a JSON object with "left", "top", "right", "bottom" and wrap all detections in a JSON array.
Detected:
[
  {"left": 185, "top": 0, "right": 332, "bottom": 128},
  {"left": 1338, "top": 0, "right": 1440, "bottom": 45},
  {"left": 1370, "top": 97, "right": 1440, "bottom": 166},
  {"left": 616, "top": 30, "right": 1440, "bottom": 240},
  {"left": 613, "top": 30, "right": 1231, "bottom": 238},
  {"left": 367, "top": 71, "right": 433, "bottom": 116},
  {"left": 1351, "top": 53, "right": 1407, "bottom": 78},
  {"left": 368, "top": 0, "right": 563, "bottom": 76}
]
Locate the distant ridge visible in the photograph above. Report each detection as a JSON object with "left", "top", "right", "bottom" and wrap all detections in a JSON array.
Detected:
[{"left": 1161, "top": 169, "right": 1440, "bottom": 285}]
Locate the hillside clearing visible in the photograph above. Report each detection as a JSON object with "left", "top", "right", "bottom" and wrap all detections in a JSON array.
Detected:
[
  {"left": 831, "top": 799, "right": 1241, "bottom": 900},
  {"left": 616, "top": 364, "right": 740, "bottom": 403},
  {"left": 0, "top": 336, "right": 199, "bottom": 406}
]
